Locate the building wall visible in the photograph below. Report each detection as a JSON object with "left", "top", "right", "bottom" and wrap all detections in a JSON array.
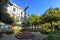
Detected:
[
  {"left": 0, "top": 3, "right": 29, "bottom": 28},
  {"left": 7, "top": 3, "right": 25, "bottom": 24}
]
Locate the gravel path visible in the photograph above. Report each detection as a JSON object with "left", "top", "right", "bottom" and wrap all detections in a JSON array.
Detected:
[{"left": 0, "top": 32, "right": 48, "bottom": 40}]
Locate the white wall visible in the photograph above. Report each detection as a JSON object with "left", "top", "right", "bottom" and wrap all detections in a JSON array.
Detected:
[{"left": 7, "top": 3, "right": 25, "bottom": 24}]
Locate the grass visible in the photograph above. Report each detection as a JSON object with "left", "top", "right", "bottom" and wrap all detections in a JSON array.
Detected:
[{"left": 43, "top": 31, "right": 60, "bottom": 40}]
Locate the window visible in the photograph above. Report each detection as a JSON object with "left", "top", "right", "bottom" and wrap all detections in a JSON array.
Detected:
[
  {"left": 21, "top": 17, "right": 23, "bottom": 20},
  {"left": 13, "top": 8, "right": 15, "bottom": 11},
  {"left": 21, "top": 12, "right": 22, "bottom": 15},
  {"left": 21, "top": 17, "right": 24, "bottom": 22}
]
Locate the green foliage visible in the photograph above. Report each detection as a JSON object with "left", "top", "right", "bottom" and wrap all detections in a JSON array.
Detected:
[
  {"left": 0, "top": 0, "right": 9, "bottom": 12},
  {"left": 0, "top": 28, "right": 4, "bottom": 37},
  {"left": 42, "top": 23, "right": 51, "bottom": 26},
  {"left": 42, "top": 7, "right": 60, "bottom": 23},
  {"left": 5, "top": 28, "right": 14, "bottom": 34},
  {"left": 41, "top": 7, "right": 60, "bottom": 32},
  {"left": 43, "top": 32, "right": 60, "bottom": 40},
  {"left": 13, "top": 23, "right": 22, "bottom": 26},
  {"left": 28, "top": 14, "right": 41, "bottom": 26},
  {"left": 43, "top": 35, "right": 53, "bottom": 40},
  {"left": 13, "top": 27, "right": 22, "bottom": 34},
  {"left": 40, "top": 28, "right": 51, "bottom": 34},
  {"left": 0, "top": 28, "right": 14, "bottom": 35},
  {"left": 0, "top": 0, "right": 14, "bottom": 25},
  {"left": 28, "top": 7, "right": 60, "bottom": 27},
  {"left": 0, "top": 12, "right": 14, "bottom": 24}
]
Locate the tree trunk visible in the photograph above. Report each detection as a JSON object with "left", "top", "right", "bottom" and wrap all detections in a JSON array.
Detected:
[
  {"left": 53, "top": 26, "right": 55, "bottom": 32},
  {"left": 34, "top": 25, "right": 36, "bottom": 29},
  {"left": 50, "top": 22, "right": 54, "bottom": 32}
]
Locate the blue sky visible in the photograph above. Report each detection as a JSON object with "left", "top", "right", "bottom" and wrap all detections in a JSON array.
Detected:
[{"left": 9, "top": 0, "right": 60, "bottom": 15}]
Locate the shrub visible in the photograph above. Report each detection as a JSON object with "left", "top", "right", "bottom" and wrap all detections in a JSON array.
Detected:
[
  {"left": 43, "top": 31, "right": 60, "bottom": 40},
  {"left": 0, "top": 28, "right": 5, "bottom": 37},
  {"left": 13, "top": 27, "right": 22, "bottom": 34},
  {"left": 40, "top": 29, "right": 51, "bottom": 34},
  {"left": 5, "top": 29, "right": 14, "bottom": 34}
]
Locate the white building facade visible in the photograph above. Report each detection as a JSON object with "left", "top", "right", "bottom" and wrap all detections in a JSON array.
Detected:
[
  {"left": 0, "top": 3, "right": 29, "bottom": 28},
  {"left": 7, "top": 3, "right": 26, "bottom": 24}
]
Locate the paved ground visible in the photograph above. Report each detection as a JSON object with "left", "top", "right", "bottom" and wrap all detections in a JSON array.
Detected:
[{"left": 0, "top": 32, "right": 48, "bottom": 40}]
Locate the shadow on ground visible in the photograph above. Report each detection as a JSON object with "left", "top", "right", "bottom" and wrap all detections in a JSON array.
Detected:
[{"left": 0, "top": 32, "right": 48, "bottom": 40}]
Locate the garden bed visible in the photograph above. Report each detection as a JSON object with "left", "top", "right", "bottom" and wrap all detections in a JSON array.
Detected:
[{"left": 15, "top": 32, "right": 35, "bottom": 39}]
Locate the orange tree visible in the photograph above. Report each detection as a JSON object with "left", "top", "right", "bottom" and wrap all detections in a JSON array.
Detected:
[{"left": 42, "top": 7, "right": 60, "bottom": 32}]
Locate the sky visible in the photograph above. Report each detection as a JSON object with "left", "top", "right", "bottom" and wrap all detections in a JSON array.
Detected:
[{"left": 9, "top": 0, "right": 60, "bottom": 15}]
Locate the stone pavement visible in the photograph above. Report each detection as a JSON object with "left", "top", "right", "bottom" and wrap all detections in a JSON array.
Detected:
[{"left": 0, "top": 32, "right": 48, "bottom": 40}]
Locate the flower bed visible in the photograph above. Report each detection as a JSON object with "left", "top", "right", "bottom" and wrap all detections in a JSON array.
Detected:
[{"left": 15, "top": 32, "right": 35, "bottom": 39}]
